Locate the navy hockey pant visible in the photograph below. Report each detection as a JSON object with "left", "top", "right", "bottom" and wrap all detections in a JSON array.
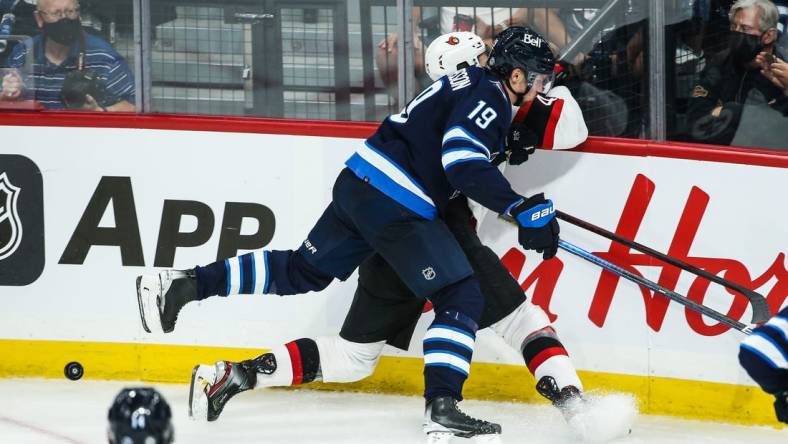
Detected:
[{"left": 194, "top": 168, "right": 484, "bottom": 401}]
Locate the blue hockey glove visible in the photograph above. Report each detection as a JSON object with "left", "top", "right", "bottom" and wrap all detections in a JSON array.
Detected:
[
  {"left": 510, "top": 193, "right": 559, "bottom": 260},
  {"left": 506, "top": 122, "right": 538, "bottom": 166}
]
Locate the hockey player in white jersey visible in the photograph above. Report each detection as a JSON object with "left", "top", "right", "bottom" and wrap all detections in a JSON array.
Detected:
[{"left": 137, "top": 28, "right": 633, "bottom": 442}]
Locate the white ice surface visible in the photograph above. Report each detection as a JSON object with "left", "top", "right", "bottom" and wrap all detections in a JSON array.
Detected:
[{"left": 0, "top": 378, "right": 785, "bottom": 444}]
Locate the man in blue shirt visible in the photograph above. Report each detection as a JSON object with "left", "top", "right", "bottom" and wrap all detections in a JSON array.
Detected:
[{"left": 0, "top": 0, "right": 134, "bottom": 111}]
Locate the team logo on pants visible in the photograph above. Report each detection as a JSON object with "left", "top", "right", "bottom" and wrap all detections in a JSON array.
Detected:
[
  {"left": 0, "top": 172, "right": 22, "bottom": 261},
  {"left": 422, "top": 266, "right": 436, "bottom": 281}
]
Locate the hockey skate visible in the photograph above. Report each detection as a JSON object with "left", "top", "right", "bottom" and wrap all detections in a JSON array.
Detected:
[
  {"left": 189, "top": 354, "right": 276, "bottom": 422},
  {"left": 423, "top": 396, "right": 502, "bottom": 443},
  {"left": 536, "top": 376, "right": 635, "bottom": 442},
  {"left": 136, "top": 269, "right": 197, "bottom": 333}
]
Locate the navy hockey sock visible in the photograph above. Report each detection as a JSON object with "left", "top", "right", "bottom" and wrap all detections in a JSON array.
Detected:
[
  {"left": 423, "top": 309, "right": 478, "bottom": 401},
  {"left": 196, "top": 250, "right": 334, "bottom": 298},
  {"left": 194, "top": 260, "right": 228, "bottom": 299}
]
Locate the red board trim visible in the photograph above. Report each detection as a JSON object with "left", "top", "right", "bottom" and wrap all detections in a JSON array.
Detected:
[{"left": 1, "top": 111, "right": 786, "bottom": 168}]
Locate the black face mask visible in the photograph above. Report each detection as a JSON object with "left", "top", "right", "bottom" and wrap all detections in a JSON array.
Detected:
[
  {"left": 729, "top": 30, "right": 764, "bottom": 68},
  {"left": 42, "top": 18, "right": 81, "bottom": 46}
]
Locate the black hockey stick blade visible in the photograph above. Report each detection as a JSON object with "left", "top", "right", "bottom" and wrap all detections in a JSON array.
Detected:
[
  {"left": 556, "top": 211, "right": 771, "bottom": 324},
  {"left": 558, "top": 239, "right": 752, "bottom": 334}
]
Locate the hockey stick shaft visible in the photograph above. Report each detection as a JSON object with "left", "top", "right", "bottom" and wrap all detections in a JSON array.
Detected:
[
  {"left": 556, "top": 210, "right": 770, "bottom": 324},
  {"left": 557, "top": 239, "right": 752, "bottom": 334}
]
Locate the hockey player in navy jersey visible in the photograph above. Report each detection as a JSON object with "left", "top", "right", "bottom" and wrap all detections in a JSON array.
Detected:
[
  {"left": 205, "top": 30, "right": 624, "bottom": 442},
  {"left": 739, "top": 306, "right": 788, "bottom": 424},
  {"left": 138, "top": 28, "right": 563, "bottom": 441}
]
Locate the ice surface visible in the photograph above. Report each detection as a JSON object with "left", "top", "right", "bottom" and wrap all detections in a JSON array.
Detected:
[{"left": 0, "top": 379, "right": 785, "bottom": 444}]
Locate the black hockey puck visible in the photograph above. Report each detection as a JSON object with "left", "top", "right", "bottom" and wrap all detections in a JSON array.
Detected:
[{"left": 64, "top": 361, "right": 84, "bottom": 381}]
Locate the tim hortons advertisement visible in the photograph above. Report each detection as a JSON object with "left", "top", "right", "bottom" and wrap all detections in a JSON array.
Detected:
[{"left": 0, "top": 125, "right": 785, "bottom": 387}]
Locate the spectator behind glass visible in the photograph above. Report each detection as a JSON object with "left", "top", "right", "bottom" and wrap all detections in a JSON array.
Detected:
[
  {"left": 375, "top": 6, "right": 569, "bottom": 97},
  {"left": 0, "top": 0, "right": 135, "bottom": 111},
  {"left": 554, "top": 1, "right": 648, "bottom": 138},
  {"left": 686, "top": 0, "right": 786, "bottom": 147}
]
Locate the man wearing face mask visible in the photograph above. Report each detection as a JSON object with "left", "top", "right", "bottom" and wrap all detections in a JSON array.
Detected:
[
  {"left": 687, "top": 0, "right": 786, "bottom": 145},
  {"left": 0, "top": 0, "right": 134, "bottom": 111}
]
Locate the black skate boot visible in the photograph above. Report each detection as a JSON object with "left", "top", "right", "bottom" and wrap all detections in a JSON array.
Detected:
[
  {"left": 136, "top": 269, "right": 198, "bottom": 333},
  {"left": 189, "top": 353, "right": 276, "bottom": 422},
  {"left": 536, "top": 375, "right": 634, "bottom": 441},
  {"left": 535, "top": 375, "right": 583, "bottom": 415},
  {"left": 423, "top": 396, "right": 502, "bottom": 443}
]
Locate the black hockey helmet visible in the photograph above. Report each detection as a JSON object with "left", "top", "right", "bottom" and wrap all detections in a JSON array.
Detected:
[
  {"left": 488, "top": 26, "right": 556, "bottom": 98},
  {"left": 107, "top": 387, "right": 174, "bottom": 444}
]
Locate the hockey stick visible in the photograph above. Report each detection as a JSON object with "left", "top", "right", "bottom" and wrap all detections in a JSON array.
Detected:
[
  {"left": 556, "top": 211, "right": 771, "bottom": 324},
  {"left": 557, "top": 239, "right": 753, "bottom": 334}
]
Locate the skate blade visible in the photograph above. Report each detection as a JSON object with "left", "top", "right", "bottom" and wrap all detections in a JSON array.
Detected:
[
  {"left": 188, "top": 364, "right": 216, "bottom": 421},
  {"left": 472, "top": 434, "right": 502, "bottom": 444},
  {"left": 426, "top": 431, "right": 502, "bottom": 444},
  {"left": 136, "top": 274, "right": 164, "bottom": 334},
  {"left": 426, "top": 432, "right": 454, "bottom": 444}
]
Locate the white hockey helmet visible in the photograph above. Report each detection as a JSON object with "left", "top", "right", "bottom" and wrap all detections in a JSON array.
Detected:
[{"left": 424, "top": 32, "right": 486, "bottom": 81}]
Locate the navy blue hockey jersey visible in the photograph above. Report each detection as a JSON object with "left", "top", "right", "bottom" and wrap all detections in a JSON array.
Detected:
[
  {"left": 739, "top": 306, "right": 788, "bottom": 395},
  {"left": 345, "top": 67, "right": 523, "bottom": 220}
]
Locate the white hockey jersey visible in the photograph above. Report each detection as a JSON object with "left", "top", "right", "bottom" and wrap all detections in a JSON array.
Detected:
[{"left": 511, "top": 85, "right": 589, "bottom": 151}]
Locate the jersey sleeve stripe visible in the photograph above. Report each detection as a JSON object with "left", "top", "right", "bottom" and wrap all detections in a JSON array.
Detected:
[
  {"left": 442, "top": 149, "right": 489, "bottom": 170},
  {"left": 542, "top": 97, "right": 565, "bottom": 149},
  {"left": 442, "top": 126, "right": 491, "bottom": 158},
  {"left": 741, "top": 333, "right": 788, "bottom": 369}
]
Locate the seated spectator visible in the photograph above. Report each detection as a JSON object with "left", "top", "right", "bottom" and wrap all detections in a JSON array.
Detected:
[
  {"left": 0, "top": 0, "right": 134, "bottom": 111},
  {"left": 686, "top": 0, "right": 785, "bottom": 145}
]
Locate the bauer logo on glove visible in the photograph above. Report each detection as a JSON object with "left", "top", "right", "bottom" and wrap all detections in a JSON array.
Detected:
[{"left": 517, "top": 201, "right": 555, "bottom": 228}]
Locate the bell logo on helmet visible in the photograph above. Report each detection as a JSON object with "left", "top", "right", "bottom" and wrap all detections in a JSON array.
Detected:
[
  {"left": 447, "top": 36, "right": 460, "bottom": 45},
  {"left": 523, "top": 33, "right": 544, "bottom": 48}
]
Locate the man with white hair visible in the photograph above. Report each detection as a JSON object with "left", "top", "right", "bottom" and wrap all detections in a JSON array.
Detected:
[
  {"left": 687, "top": 0, "right": 788, "bottom": 145},
  {"left": 0, "top": 0, "right": 135, "bottom": 111}
]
